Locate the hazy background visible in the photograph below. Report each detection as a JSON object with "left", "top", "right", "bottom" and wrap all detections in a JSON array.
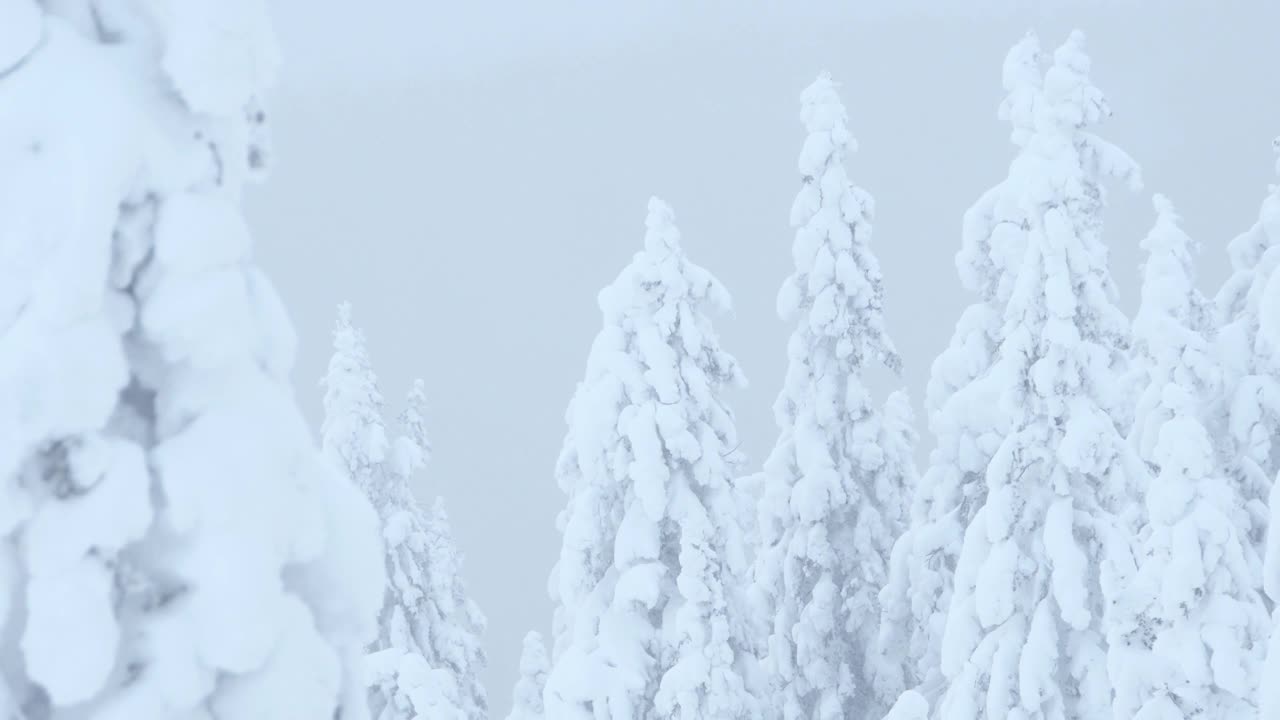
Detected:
[{"left": 248, "top": 1, "right": 1280, "bottom": 713}]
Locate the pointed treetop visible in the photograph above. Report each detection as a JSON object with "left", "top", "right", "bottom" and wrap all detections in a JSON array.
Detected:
[
  {"left": 1054, "top": 29, "right": 1090, "bottom": 72},
  {"left": 1142, "top": 193, "right": 1199, "bottom": 257},
  {"left": 333, "top": 300, "right": 359, "bottom": 350},
  {"left": 1272, "top": 135, "right": 1280, "bottom": 176},
  {"left": 505, "top": 631, "right": 549, "bottom": 720},
  {"left": 1133, "top": 195, "right": 1210, "bottom": 373},
  {"left": 392, "top": 378, "right": 431, "bottom": 480},
  {"left": 644, "top": 196, "right": 682, "bottom": 255},
  {"left": 519, "top": 631, "right": 549, "bottom": 677},
  {"left": 1042, "top": 30, "right": 1113, "bottom": 137},
  {"left": 321, "top": 301, "right": 388, "bottom": 475},
  {"left": 998, "top": 31, "right": 1043, "bottom": 145},
  {"left": 798, "top": 72, "right": 855, "bottom": 175},
  {"left": 1028, "top": 30, "right": 1142, "bottom": 189}
]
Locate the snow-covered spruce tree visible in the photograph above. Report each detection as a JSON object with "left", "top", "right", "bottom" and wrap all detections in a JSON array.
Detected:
[
  {"left": 1109, "top": 195, "right": 1268, "bottom": 719},
  {"left": 322, "top": 302, "right": 391, "bottom": 498},
  {"left": 1249, "top": 140, "right": 1280, "bottom": 718},
  {"left": 749, "top": 73, "right": 914, "bottom": 720},
  {"left": 0, "top": 3, "right": 383, "bottom": 717},
  {"left": 936, "top": 31, "right": 1145, "bottom": 720},
  {"left": 320, "top": 312, "right": 488, "bottom": 720},
  {"left": 877, "top": 34, "right": 1040, "bottom": 709},
  {"left": 1218, "top": 139, "right": 1280, "bottom": 588},
  {"left": 544, "top": 198, "right": 755, "bottom": 719},
  {"left": 505, "top": 631, "right": 550, "bottom": 720}
]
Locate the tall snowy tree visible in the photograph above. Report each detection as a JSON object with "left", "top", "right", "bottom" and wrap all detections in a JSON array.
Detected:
[
  {"left": 877, "top": 34, "right": 1040, "bottom": 709},
  {"left": 1110, "top": 196, "right": 1267, "bottom": 719},
  {"left": 750, "top": 73, "right": 914, "bottom": 720},
  {"left": 936, "top": 31, "right": 1145, "bottom": 719},
  {"left": 1248, "top": 140, "right": 1280, "bottom": 717},
  {"left": 321, "top": 308, "right": 488, "bottom": 720},
  {"left": 505, "top": 631, "right": 550, "bottom": 720},
  {"left": 0, "top": 2, "right": 384, "bottom": 717},
  {"left": 544, "top": 197, "right": 756, "bottom": 719},
  {"left": 1218, "top": 138, "right": 1280, "bottom": 588}
]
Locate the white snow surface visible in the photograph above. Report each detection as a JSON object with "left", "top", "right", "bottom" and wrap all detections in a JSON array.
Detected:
[
  {"left": 0, "top": 3, "right": 382, "bottom": 717},
  {"left": 320, "top": 305, "right": 489, "bottom": 720},
  {"left": 1110, "top": 196, "right": 1267, "bottom": 719},
  {"left": 934, "top": 31, "right": 1147, "bottom": 720},
  {"left": 876, "top": 37, "right": 1039, "bottom": 709},
  {"left": 1215, "top": 138, "right": 1280, "bottom": 598},
  {"left": 545, "top": 198, "right": 757, "bottom": 719},
  {"left": 504, "top": 631, "right": 549, "bottom": 720},
  {"left": 751, "top": 73, "right": 916, "bottom": 720}
]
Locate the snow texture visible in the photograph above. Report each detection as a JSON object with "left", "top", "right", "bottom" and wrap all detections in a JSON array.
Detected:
[
  {"left": 877, "top": 35, "right": 1038, "bottom": 712},
  {"left": 0, "top": 2, "right": 383, "bottom": 717},
  {"left": 1248, "top": 140, "right": 1280, "bottom": 718},
  {"left": 1216, "top": 138, "right": 1280, "bottom": 596},
  {"left": 935, "top": 31, "right": 1146, "bottom": 720},
  {"left": 545, "top": 198, "right": 757, "bottom": 719},
  {"left": 751, "top": 73, "right": 915, "bottom": 720},
  {"left": 320, "top": 305, "right": 489, "bottom": 720},
  {"left": 1110, "top": 196, "right": 1267, "bottom": 719},
  {"left": 505, "top": 631, "right": 549, "bottom": 720}
]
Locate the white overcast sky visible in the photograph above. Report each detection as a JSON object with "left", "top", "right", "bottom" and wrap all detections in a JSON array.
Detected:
[{"left": 250, "top": 1, "right": 1280, "bottom": 712}]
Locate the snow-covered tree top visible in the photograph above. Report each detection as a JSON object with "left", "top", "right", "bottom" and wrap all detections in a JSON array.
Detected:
[
  {"left": 998, "top": 31, "right": 1042, "bottom": 146},
  {"left": 392, "top": 378, "right": 431, "bottom": 480},
  {"left": 321, "top": 302, "right": 389, "bottom": 491},
  {"left": 1133, "top": 194, "right": 1212, "bottom": 356},
  {"left": 781, "top": 72, "right": 900, "bottom": 376},
  {"left": 547, "top": 196, "right": 751, "bottom": 719},
  {"left": 505, "top": 631, "right": 549, "bottom": 720},
  {"left": 799, "top": 72, "right": 857, "bottom": 162},
  {"left": 1233, "top": 137, "right": 1280, "bottom": 271},
  {"left": 593, "top": 196, "right": 744, "bottom": 395},
  {"left": 1035, "top": 32, "right": 1141, "bottom": 187}
]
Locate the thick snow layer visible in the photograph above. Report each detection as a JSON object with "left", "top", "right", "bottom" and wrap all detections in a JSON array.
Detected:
[
  {"left": 755, "top": 73, "right": 915, "bottom": 720},
  {"left": 1213, "top": 154, "right": 1280, "bottom": 574},
  {"left": 934, "top": 31, "right": 1146, "bottom": 720},
  {"left": 505, "top": 631, "right": 550, "bottom": 720},
  {"left": 0, "top": 3, "right": 383, "bottom": 715},
  {"left": 546, "top": 198, "right": 755, "bottom": 719}
]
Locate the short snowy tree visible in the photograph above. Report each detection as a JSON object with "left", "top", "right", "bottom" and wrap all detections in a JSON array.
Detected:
[
  {"left": 1216, "top": 141, "right": 1280, "bottom": 585},
  {"left": 0, "top": 3, "right": 384, "bottom": 717},
  {"left": 321, "top": 308, "right": 488, "bottom": 720},
  {"left": 936, "top": 31, "right": 1145, "bottom": 720},
  {"left": 750, "top": 73, "right": 914, "bottom": 720},
  {"left": 1110, "top": 196, "right": 1268, "bottom": 719},
  {"left": 322, "top": 302, "right": 391, "bottom": 497},
  {"left": 505, "top": 631, "right": 550, "bottom": 720},
  {"left": 877, "top": 34, "right": 1040, "bottom": 708},
  {"left": 544, "top": 197, "right": 756, "bottom": 719}
]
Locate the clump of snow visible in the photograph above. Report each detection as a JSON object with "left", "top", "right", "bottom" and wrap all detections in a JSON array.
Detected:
[
  {"left": 0, "top": 4, "right": 383, "bottom": 716},
  {"left": 505, "top": 631, "right": 550, "bottom": 720}
]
